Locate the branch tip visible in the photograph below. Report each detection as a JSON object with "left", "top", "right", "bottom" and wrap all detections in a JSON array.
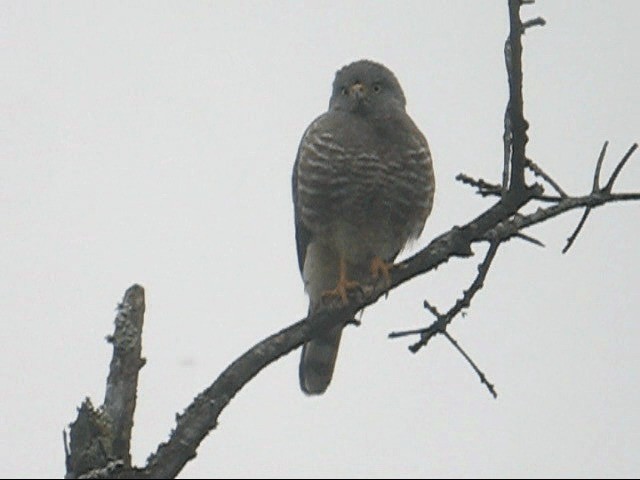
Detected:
[
  {"left": 593, "top": 141, "right": 609, "bottom": 192},
  {"left": 526, "top": 159, "right": 568, "bottom": 198},
  {"left": 457, "top": 173, "right": 503, "bottom": 197},
  {"left": 513, "top": 232, "right": 545, "bottom": 247},
  {"left": 604, "top": 143, "right": 638, "bottom": 193},
  {"left": 522, "top": 17, "right": 546, "bottom": 31},
  {"left": 562, "top": 207, "right": 591, "bottom": 254},
  {"left": 443, "top": 331, "right": 497, "bottom": 398}
]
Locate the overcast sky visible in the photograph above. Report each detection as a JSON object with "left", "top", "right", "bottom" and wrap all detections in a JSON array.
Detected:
[{"left": 2, "top": 1, "right": 639, "bottom": 478}]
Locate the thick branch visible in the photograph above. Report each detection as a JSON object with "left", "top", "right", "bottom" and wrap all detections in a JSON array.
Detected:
[
  {"left": 104, "top": 285, "right": 146, "bottom": 467},
  {"left": 140, "top": 306, "right": 355, "bottom": 479},
  {"left": 66, "top": 285, "right": 146, "bottom": 479},
  {"left": 138, "top": 163, "right": 638, "bottom": 477},
  {"left": 506, "top": 0, "right": 529, "bottom": 192},
  {"left": 117, "top": 193, "right": 534, "bottom": 478}
]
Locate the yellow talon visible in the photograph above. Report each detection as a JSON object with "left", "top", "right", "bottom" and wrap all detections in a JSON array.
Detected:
[
  {"left": 322, "top": 257, "right": 360, "bottom": 304},
  {"left": 370, "top": 256, "right": 393, "bottom": 287}
]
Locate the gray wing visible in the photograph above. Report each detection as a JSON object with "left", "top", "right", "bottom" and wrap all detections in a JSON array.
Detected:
[{"left": 292, "top": 128, "right": 314, "bottom": 275}]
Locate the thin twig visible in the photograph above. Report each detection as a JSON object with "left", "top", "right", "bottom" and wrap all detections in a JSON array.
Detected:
[
  {"left": 458, "top": 172, "right": 567, "bottom": 204},
  {"left": 562, "top": 208, "right": 591, "bottom": 254},
  {"left": 604, "top": 192, "right": 640, "bottom": 201},
  {"left": 526, "top": 158, "right": 568, "bottom": 197},
  {"left": 480, "top": 188, "right": 640, "bottom": 249},
  {"left": 392, "top": 242, "right": 500, "bottom": 351},
  {"left": 522, "top": 17, "right": 546, "bottom": 31},
  {"left": 422, "top": 299, "right": 441, "bottom": 318},
  {"left": 564, "top": 142, "right": 638, "bottom": 253},
  {"left": 604, "top": 143, "right": 638, "bottom": 192},
  {"left": 456, "top": 173, "right": 503, "bottom": 197},
  {"left": 397, "top": 243, "right": 500, "bottom": 397},
  {"left": 593, "top": 141, "right": 609, "bottom": 192},
  {"left": 388, "top": 327, "right": 426, "bottom": 339},
  {"left": 513, "top": 232, "right": 545, "bottom": 247},
  {"left": 442, "top": 331, "right": 497, "bottom": 398},
  {"left": 503, "top": 101, "right": 512, "bottom": 194}
]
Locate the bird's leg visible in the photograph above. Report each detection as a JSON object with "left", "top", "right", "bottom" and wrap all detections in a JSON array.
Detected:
[
  {"left": 370, "top": 256, "right": 393, "bottom": 288},
  {"left": 322, "top": 256, "right": 360, "bottom": 304}
]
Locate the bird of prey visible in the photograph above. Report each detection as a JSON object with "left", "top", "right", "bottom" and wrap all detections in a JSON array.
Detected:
[{"left": 292, "top": 59, "right": 435, "bottom": 394}]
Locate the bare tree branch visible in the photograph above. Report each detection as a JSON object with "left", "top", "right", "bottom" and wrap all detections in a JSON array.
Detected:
[
  {"left": 506, "top": 0, "right": 529, "bottom": 192},
  {"left": 390, "top": 242, "right": 500, "bottom": 397},
  {"left": 563, "top": 142, "right": 638, "bottom": 253},
  {"left": 443, "top": 331, "right": 497, "bottom": 399},
  {"left": 388, "top": 241, "right": 500, "bottom": 350},
  {"left": 66, "top": 286, "right": 145, "bottom": 479},
  {"left": 562, "top": 207, "right": 591, "bottom": 254},
  {"left": 522, "top": 17, "right": 546, "bottom": 31},
  {"left": 593, "top": 141, "right": 609, "bottom": 192},
  {"left": 604, "top": 143, "right": 638, "bottom": 193},
  {"left": 526, "top": 158, "right": 568, "bottom": 198},
  {"left": 513, "top": 231, "right": 545, "bottom": 247},
  {"left": 486, "top": 183, "right": 640, "bottom": 245},
  {"left": 65, "top": 2, "right": 639, "bottom": 478},
  {"left": 104, "top": 285, "right": 146, "bottom": 468},
  {"left": 142, "top": 307, "right": 354, "bottom": 479},
  {"left": 456, "top": 173, "right": 503, "bottom": 197}
]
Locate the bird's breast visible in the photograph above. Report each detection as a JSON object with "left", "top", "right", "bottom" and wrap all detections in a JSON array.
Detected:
[{"left": 296, "top": 117, "right": 434, "bottom": 262}]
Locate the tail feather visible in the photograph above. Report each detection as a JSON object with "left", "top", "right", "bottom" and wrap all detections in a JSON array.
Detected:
[{"left": 299, "top": 326, "right": 343, "bottom": 395}]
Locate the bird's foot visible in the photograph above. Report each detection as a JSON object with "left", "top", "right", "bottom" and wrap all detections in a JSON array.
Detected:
[
  {"left": 370, "top": 256, "right": 393, "bottom": 288},
  {"left": 322, "top": 277, "right": 361, "bottom": 304}
]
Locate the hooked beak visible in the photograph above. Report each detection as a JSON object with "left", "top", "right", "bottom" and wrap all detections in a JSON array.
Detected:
[{"left": 349, "top": 82, "right": 366, "bottom": 99}]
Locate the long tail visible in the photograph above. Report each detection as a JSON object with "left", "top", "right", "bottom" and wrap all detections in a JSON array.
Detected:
[{"left": 299, "top": 325, "right": 343, "bottom": 395}]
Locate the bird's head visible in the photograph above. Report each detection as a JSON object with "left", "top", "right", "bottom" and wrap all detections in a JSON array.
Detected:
[{"left": 329, "top": 60, "right": 407, "bottom": 117}]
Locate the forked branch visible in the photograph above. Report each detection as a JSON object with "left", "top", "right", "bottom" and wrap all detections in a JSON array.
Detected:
[{"left": 64, "top": 1, "right": 639, "bottom": 478}]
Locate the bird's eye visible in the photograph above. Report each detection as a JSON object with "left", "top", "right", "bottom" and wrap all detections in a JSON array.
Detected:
[
  {"left": 373, "top": 84, "right": 381, "bottom": 93},
  {"left": 341, "top": 87, "right": 348, "bottom": 96}
]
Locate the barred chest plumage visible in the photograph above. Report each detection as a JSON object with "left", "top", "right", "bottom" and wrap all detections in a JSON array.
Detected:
[{"left": 296, "top": 111, "right": 434, "bottom": 264}]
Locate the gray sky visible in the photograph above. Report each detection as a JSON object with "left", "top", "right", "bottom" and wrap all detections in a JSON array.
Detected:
[{"left": 2, "top": 1, "right": 639, "bottom": 478}]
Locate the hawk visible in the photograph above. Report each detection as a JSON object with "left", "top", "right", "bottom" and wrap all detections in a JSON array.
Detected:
[{"left": 292, "top": 60, "right": 435, "bottom": 394}]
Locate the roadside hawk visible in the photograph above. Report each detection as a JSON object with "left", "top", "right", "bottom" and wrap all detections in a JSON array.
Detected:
[{"left": 292, "top": 59, "right": 435, "bottom": 394}]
